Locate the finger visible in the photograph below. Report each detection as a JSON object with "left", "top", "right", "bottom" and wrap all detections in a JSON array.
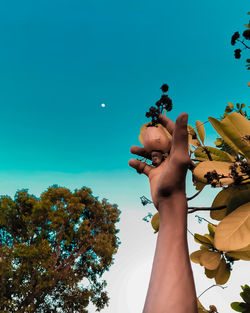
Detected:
[
  {"left": 158, "top": 114, "right": 175, "bottom": 135},
  {"left": 130, "top": 146, "right": 152, "bottom": 160},
  {"left": 171, "top": 112, "right": 189, "bottom": 157},
  {"left": 128, "top": 159, "right": 152, "bottom": 176}
]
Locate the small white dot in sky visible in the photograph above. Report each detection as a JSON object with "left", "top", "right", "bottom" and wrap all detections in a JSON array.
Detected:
[{"left": 101, "top": 103, "right": 106, "bottom": 108}]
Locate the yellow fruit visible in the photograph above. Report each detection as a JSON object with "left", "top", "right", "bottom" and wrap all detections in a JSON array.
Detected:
[{"left": 141, "top": 125, "right": 171, "bottom": 153}]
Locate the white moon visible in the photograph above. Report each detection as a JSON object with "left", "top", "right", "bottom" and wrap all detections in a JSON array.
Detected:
[{"left": 101, "top": 103, "right": 106, "bottom": 108}]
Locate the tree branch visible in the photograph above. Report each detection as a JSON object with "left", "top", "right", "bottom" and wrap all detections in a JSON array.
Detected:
[
  {"left": 55, "top": 221, "right": 95, "bottom": 272},
  {"left": 187, "top": 189, "right": 203, "bottom": 201},
  {"left": 51, "top": 224, "right": 65, "bottom": 268},
  {"left": 237, "top": 39, "right": 250, "bottom": 49},
  {"left": 188, "top": 205, "right": 226, "bottom": 214},
  {"left": 202, "top": 146, "right": 212, "bottom": 161}
]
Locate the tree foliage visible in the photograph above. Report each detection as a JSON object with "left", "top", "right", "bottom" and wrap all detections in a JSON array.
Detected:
[
  {"left": 0, "top": 185, "right": 121, "bottom": 312},
  {"left": 187, "top": 105, "right": 250, "bottom": 310}
]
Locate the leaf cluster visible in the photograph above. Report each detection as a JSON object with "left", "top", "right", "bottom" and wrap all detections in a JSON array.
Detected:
[
  {"left": 187, "top": 107, "right": 250, "bottom": 283},
  {"left": 145, "top": 84, "right": 173, "bottom": 126},
  {"left": 185, "top": 106, "right": 250, "bottom": 311},
  {"left": 190, "top": 223, "right": 232, "bottom": 285},
  {"left": 230, "top": 15, "right": 250, "bottom": 69},
  {"left": 192, "top": 108, "right": 250, "bottom": 189}
]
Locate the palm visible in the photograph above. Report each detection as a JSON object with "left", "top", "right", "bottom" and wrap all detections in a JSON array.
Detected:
[{"left": 129, "top": 113, "right": 190, "bottom": 210}]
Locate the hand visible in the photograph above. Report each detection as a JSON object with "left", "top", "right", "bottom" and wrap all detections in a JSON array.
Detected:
[{"left": 129, "top": 112, "right": 191, "bottom": 211}]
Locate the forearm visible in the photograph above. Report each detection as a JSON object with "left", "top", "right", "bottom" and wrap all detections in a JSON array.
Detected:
[{"left": 143, "top": 192, "right": 197, "bottom": 313}]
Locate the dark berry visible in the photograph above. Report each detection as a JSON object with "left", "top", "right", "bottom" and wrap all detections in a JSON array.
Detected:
[
  {"left": 160, "top": 94, "right": 169, "bottom": 104},
  {"left": 234, "top": 49, "right": 241, "bottom": 59},
  {"left": 243, "top": 29, "right": 250, "bottom": 40},
  {"left": 165, "top": 103, "right": 173, "bottom": 112},
  {"left": 231, "top": 32, "right": 240, "bottom": 45},
  {"left": 155, "top": 100, "right": 162, "bottom": 107},
  {"left": 160, "top": 84, "right": 169, "bottom": 93}
]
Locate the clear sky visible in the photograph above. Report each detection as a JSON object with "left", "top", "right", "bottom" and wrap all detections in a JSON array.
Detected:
[{"left": 0, "top": 1, "right": 249, "bottom": 312}]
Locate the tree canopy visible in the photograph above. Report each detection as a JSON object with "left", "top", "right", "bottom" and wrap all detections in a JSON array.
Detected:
[{"left": 0, "top": 185, "right": 121, "bottom": 313}]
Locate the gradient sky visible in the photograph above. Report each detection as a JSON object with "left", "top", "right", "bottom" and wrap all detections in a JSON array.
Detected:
[{"left": 0, "top": 1, "right": 249, "bottom": 312}]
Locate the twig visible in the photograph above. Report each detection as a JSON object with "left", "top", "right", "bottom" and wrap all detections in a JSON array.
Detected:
[
  {"left": 187, "top": 228, "right": 194, "bottom": 237},
  {"left": 188, "top": 205, "right": 226, "bottom": 214},
  {"left": 198, "top": 284, "right": 227, "bottom": 299},
  {"left": 237, "top": 39, "right": 250, "bottom": 49},
  {"left": 195, "top": 215, "right": 217, "bottom": 226},
  {"left": 202, "top": 146, "right": 213, "bottom": 161},
  {"left": 187, "top": 189, "right": 203, "bottom": 201},
  {"left": 192, "top": 120, "right": 210, "bottom": 130}
]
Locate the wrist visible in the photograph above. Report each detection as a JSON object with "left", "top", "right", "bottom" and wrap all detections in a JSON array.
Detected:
[{"left": 157, "top": 191, "right": 188, "bottom": 219}]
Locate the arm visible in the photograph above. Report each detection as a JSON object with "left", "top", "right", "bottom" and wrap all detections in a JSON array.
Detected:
[
  {"left": 129, "top": 113, "right": 198, "bottom": 313},
  {"left": 143, "top": 193, "right": 197, "bottom": 313}
]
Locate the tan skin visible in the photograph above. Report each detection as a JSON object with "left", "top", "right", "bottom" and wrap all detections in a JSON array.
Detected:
[{"left": 129, "top": 112, "right": 197, "bottom": 313}]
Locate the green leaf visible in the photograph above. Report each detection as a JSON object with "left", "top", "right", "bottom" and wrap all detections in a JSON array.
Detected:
[
  {"left": 211, "top": 185, "right": 250, "bottom": 221},
  {"left": 151, "top": 212, "right": 159, "bottom": 233},
  {"left": 208, "top": 113, "right": 250, "bottom": 161},
  {"left": 208, "top": 223, "right": 217, "bottom": 237},
  {"left": 239, "top": 302, "right": 250, "bottom": 311},
  {"left": 226, "top": 250, "right": 250, "bottom": 261},
  {"left": 205, "top": 267, "right": 218, "bottom": 279},
  {"left": 194, "top": 146, "right": 234, "bottom": 162},
  {"left": 227, "top": 187, "right": 250, "bottom": 215},
  {"left": 190, "top": 250, "right": 204, "bottom": 264},
  {"left": 240, "top": 286, "right": 250, "bottom": 304},
  {"left": 196, "top": 120, "right": 205, "bottom": 144},
  {"left": 193, "top": 161, "right": 235, "bottom": 187},
  {"left": 214, "top": 202, "right": 250, "bottom": 251},
  {"left": 214, "top": 138, "right": 223, "bottom": 147},
  {"left": 211, "top": 187, "right": 231, "bottom": 221},
  {"left": 200, "top": 244, "right": 210, "bottom": 250},
  {"left": 209, "top": 117, "right": 238, "bottom": 154},
  {"left": 204, "top": 234, "right": 214, "bottom": 244},
  {"left": 194, "top": 233, "right": 213, "bottom": 246},
  {"left": 215, "top": 258, "right": 230, "bottom": 285},
  {"left": 200, "top": 251, "right": 221, "bottom": 270},
  {"left": 231, "top": 302, "right": 245, "bottom": 312},
  {"left": 188, "top": 125, "right": 201, "bottom": 147},
  {"left": 242, "top": 285, "right": 250, "bottom": 292}
]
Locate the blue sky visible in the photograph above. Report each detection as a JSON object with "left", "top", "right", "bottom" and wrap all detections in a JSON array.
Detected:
[
  {"left": 0, "top": 1, "right": 249, "bottom": 312},
  {"left": 0, "top": 0, "right": 249, "bottom": 175}
]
